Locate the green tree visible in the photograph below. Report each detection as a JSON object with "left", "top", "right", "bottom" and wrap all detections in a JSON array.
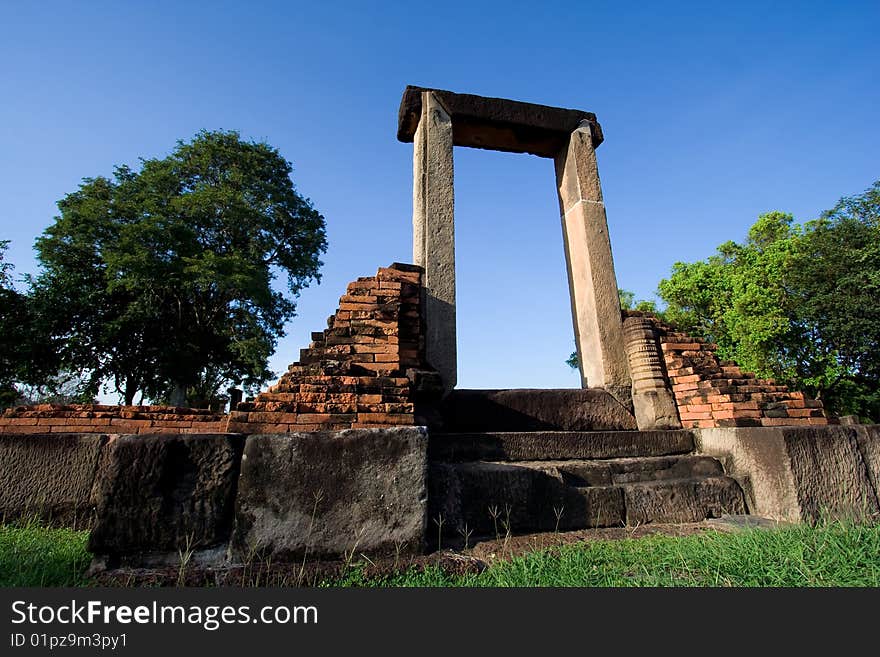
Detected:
[
  {"left": 32, "top": 130, "right": 327, "bottom": 405},
  {"left": 786, "top": 182, "right": 880, "bottom": 416},
  {"left": 658, "top": 182, "right": 880, "bottom": 420},
  {"left": 0, "top": 243, "right": 62, "bottom": 406},
  {"left": 0, "top": 241, "right": 24, "bottom": 406}
]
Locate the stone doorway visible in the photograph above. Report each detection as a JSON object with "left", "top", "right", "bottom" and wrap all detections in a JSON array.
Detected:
[{"left": 398, "top": 86, "right": 629, "bottom": 401}]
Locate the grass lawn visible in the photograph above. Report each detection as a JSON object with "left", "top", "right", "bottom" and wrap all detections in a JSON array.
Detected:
[
  {"left": 0, "top": 520, "right": 91, "bottom": 587},
  {"left": 2, "top": 519, "right": 879, "bottom": 587},
  {"left": 343, "top": 519, "right": 880, "bottom": 587}
]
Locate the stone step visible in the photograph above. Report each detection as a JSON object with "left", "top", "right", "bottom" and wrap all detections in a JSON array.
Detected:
[
  {"left": 545, "top": 455, "right": 724, "bottom": 486},
  {"left": 428, "top": 458, "right": 745, "bottom": 542},
  {"left": 436, "top": 389, "right": 637, "bottom": 432},
  {"left": 620, "top": 476, "right": 745, "bottom": 526},
  {"left": 428, "top": 430, "right": 695, "bottom": 462}
]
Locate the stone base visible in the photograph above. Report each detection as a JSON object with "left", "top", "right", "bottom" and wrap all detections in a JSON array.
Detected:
[
  {"left": 632, "top": 390, "right": 681, "bottom": 431},
  {"left": 81, "top": 428, "right": 429, "bottom": 570},
  {"left": 87, "top": 434, "right": 245, "bottom": 565},
  {"left": 695, "top": 425, "right": 880, "bottom": 522},
  {"left": 231, "top": 428, "right": 428, "bottom": 560}
]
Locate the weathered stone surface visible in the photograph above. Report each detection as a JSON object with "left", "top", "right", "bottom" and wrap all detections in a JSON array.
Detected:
[
  {"left": 696, "top": 426, "right": 880, "bottom": 522},
  {"left": 412, "top": 91, "right": 456, "bottom": 394},
  {"left": 518, "top": 455, "right": 722, "bottom": 488},
  {"left": 429, "top": 454, "right": 741, "bottom": 541},
  {"left": 438, "top": 388, "right": 637, "bottom": 432},
  {"left": 428, "top": 461, "right": 625, "bottom": 540},
  {"left": 398, "top": 85, "right": 604, "bottom": 156},
  {"left": 0, "top": 432, "right": 108, "bottom": 526},
  {"left": 556, "top": 123, "right": 630, "bottom": 396},
  {"left": 854, "top": 425, "right": 880, "bottom": 498},
  {"left": 783, "top": 426, "right": 879, "bottom": 521},
  {"left": 88, "top": 434, "right": 245, "bottom": 556},
  {"left": 429, "top": 430, "right": 695, "bottom": 462},
  {"left": 232, "top": 428, "right": 428, "bottom": 560},
  {"left": 622, "top": 476, "right": 745, "bottom": 525}
]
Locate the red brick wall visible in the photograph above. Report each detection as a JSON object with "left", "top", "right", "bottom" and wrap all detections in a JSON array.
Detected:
[
  {"left": 0, "top": 405, "right": 225, "bottom": 435},
  {"left": 225, "top": 263, "right": 424, "bottom": 433},
  {"left": 0, "top": 263, "right": 427, "bottom": 437},
  {"left": 626, "top": 312, "right": 831, "bottom": 429}
]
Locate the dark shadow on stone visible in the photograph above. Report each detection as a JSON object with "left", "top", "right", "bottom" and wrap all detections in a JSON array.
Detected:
[{"left": 436, "top": 389, "right": 637, "bottom": 432}]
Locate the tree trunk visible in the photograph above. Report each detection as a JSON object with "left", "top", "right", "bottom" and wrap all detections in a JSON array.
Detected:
[
  {"left": 123, "top": 380, "right": 137, "bottom": 406},
  {"left": 169, "top": 383, "right": 187, "bottom": 408}
]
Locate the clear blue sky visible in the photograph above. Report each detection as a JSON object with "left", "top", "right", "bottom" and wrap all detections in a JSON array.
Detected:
[{"left": 1, "top": 1, "right": 878, "bottom": 395}]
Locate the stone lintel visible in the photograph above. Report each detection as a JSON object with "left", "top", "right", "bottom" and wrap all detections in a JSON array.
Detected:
[{"left": 398, "top": 85, "right": 603, "bottom": 157}]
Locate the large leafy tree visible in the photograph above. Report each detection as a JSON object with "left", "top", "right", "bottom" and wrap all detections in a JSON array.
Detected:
[
  {"left": 33, "top": 130, "right": 327, "bottom": 405},
  {"left": 0, "top": 241, "right": 26, "bottom": 406},
  {"left": 658, "top": 182, "right": 880, "bottom": 420}
]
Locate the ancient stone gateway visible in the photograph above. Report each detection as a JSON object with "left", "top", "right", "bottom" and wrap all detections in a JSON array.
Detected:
[{"left": 398, "top": 86, "right": 631, "bottom": 402}]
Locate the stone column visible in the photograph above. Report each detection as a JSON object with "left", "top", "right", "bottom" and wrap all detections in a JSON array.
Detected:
[
  {"left": 555, "top": 121, "right": 631, "bottom": 401},
  {"left": 623, "top": 316, "right": 682, "bottom": 430},
  {"left": 412, "top": 91, "right": 456, "bottom": 394}
]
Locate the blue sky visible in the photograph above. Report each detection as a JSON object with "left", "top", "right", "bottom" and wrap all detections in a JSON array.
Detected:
[{"left": 1, "top": 1, "right": 878, "bottom": 395}]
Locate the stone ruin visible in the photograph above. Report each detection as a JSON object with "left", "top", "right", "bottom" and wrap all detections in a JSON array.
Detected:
[{"left": 0, "top": 86, "right": 877, "bottom": 577}]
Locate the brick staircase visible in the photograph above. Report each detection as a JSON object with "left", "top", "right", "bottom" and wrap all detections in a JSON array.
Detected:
[
  {"left": 427, "top": 390, "right": 746, "bottom": 547},
  {"left": 650, "top": 320, "right": 829, "bottom": 429},
  {"left": 226, "top": 263, "right": 425, "bottom": 433}
]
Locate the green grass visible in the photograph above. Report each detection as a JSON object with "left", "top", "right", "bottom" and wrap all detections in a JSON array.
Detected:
[
  {"left": 2, "top": 519, "right": 879, "bottom": 587},
  {"left": 336, "top": 520, "right": 880, "bottom": 587},
  {"left": 0, "top": 520, "right": 91, "bottom": 587}
]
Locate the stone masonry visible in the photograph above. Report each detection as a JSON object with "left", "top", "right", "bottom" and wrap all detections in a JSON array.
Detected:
[{"left": 400, "top": 86, "right": 630, "bottom": 399}]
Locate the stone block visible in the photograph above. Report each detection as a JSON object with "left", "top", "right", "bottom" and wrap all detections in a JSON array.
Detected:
[
  {"left": 621, "top": 476, "right": 745, "bottom": 525},
  {"left": 696, "top": 426, "right": 880, "bottom": 522},
  {"left": 429, "top": 430, "right": 695, "bottom": 462},
  {"left": 437, "top": 388, "right": 637, "bottom": 432},
  {"left": 0, "top": 432, "right": 108, "bottom": 526},
  {"left": 428, "top": 461, "right": 625, "bottom": 538},
  {"left": 397, "top": 85, "right": 603, "bottom": 156},
  {"left": 232, "top": 427, "right": 428, "bottom": 560},
  {"left": 88, "top": 434, "right": 245, "bottom": 559}
]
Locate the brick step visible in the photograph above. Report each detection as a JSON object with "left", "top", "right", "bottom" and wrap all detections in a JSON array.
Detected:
[
  {"left": 428, "top": 430, "right": 695, "bottom": 462},
  {"left": 429, "top": 459, "right": 745, "bottom": 541},
  {"left": 677, "top": 391, "right": 809, "bottom": 406},
  {"left": 704, "top": 370, "right": 756, "bottom": 380},
  {"left": 661, "top": 342, "right": 718, "bottom": 352},
  {"left": 696, "top": 378, "right": 781, "bottom": 389}
]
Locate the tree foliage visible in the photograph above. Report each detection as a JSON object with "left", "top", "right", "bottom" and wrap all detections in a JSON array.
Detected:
[
  {"left": 658, "top": 182, "right": 880, "bottom": 420},
  {"left": 0, "top": 242, "right": 62, "bottom": 406},
  {"left": 31, "top": 130, "right": 327, "bottom": 404},
  {"left": 0, "top": 241, "right": 24, "bottom": 406}
]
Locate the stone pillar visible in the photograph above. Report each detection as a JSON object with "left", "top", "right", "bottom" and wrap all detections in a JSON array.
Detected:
[
  {"left": 555, "top": 121, "right": 630, "bottom": 401},
  {"left": 623, "top": 316, "right": 681, "bottom": 430},
  {"left": 412, "top": 91, "right": 456, "bottom": 394}
]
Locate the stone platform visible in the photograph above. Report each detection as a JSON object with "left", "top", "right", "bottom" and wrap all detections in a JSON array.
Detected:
[{"left": 1, "top": 424, "right": 878, "bottom": 571}]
